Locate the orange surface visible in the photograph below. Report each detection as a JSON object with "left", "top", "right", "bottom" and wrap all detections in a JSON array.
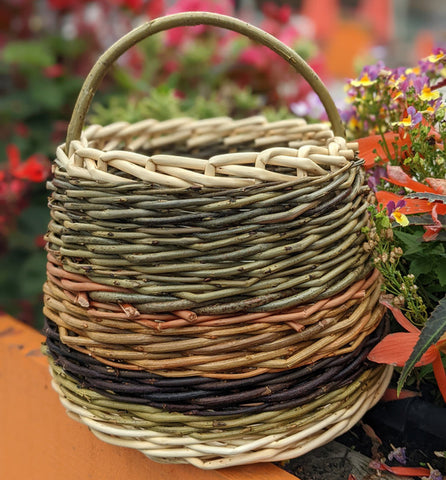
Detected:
[{"left": 0, "top": 314, "right": 298, "bottom": 480}]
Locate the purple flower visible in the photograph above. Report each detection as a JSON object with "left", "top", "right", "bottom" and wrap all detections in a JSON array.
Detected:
[
  {"left": 367, "top": 166, "right": 386, "bottom": 192},
  {"left": 393, "top": 66, "right": 406, "bottom": 78},
  {"left": 407, "top": 106, "right": 422, "bottom": 124},
  {"left": 340, "top": 106, "right": 356, "bottom": 123},
  {"left": 386, "top": 199, "right": 406, "bottom": 216},
  {"left": 387, "top": 200, "right": 409, "bottom": 226},
  {"left": 399, "top": 73, "right": 430, "bottom": 94},
  {"left": 291, "top": 92, "right": 327, "bottom": 121},
  {"left": 387, "top": 446, "right": 407, "bottom": 464},
  {"left": 397, "top": 106, "right": 423, "bottom": 127},
  {"left": 422, "top": 469, "right": 443, "bottom": 480},
  {"left": 362, "top": 61, "right": 386, "bottom": 80},
  {"left": 413, "top": 74, "right": 430, "bottom": 94}
]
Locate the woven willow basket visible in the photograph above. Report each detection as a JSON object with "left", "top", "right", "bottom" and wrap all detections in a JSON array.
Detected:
[{"left": 44, "top": 11, "right": 391, "bottom": 468}]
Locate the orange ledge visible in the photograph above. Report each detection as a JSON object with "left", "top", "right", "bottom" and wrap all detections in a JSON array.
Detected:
[{"left": 0, "top": 314, "right": 299, "bottom": 480}]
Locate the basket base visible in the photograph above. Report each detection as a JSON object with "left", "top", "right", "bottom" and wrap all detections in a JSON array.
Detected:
[{"left": 49, "top": 364, "right": 393, "bottom": 469}]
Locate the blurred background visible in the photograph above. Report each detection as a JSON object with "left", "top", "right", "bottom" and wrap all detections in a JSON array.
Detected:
[{"left": 1, "top": 0, "right": 445, "bottom": 329}]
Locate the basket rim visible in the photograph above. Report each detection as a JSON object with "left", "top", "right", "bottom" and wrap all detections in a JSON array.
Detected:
[{"left": 57, "top": 117, "right": 359, "bottom": 188}]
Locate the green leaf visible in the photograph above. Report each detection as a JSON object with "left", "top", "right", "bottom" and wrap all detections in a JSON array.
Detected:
[
  {"left": 398, "top": 294, "right": 446, "bottom": 393},
  {"left": 2, "top": 41, "right": 55, "bottom": 68},
  {"left": 434, "top": 258, "right": 446, "bottom": 286},
  {"left": 409, "top": 256, "right": 434, "bottom": 278},
  {"left": 29, "top": 77, "right": 65, "bottom": 110},
  {"left": 393, "top": 229, "right": 423, "bottom": 255}
]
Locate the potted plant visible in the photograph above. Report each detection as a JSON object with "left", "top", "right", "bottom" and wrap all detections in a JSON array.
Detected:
[{"left": 338, "top": 49, "right": 446, "bottom": 478}]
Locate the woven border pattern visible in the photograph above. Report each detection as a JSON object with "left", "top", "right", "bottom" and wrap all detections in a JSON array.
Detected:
[
  {"left": 43, "top": 268, "right": 384, "bottom": 377},
  {"left": 48, "top": 359, "right": 392, "bottom": 468},
  {"left": 59, "top": 118, "right": 358, "bottom": 188},
  {"left": 44, "top": 317, "right": 385, "bottom": 415}
]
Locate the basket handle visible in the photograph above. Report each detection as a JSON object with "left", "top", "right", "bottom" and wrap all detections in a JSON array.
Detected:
[{"left": 66, "top": 11, "right": 344, "bottom": 149}]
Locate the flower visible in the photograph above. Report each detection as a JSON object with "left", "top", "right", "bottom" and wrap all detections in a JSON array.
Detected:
[
  {"left": 386, "top": 199, "right": 409, "bottom": 227},
  {"left": 426, "top": 51, "right": 446, "bottom": 63},
  {"left": 290, "top": 91, "right": 326, "bottom": 121},
  {"left": 262, "top": 1, "right": 292, "bottom": 23},
  {"left": 419, "top": 85, "right": 441, "bottom": 102},
  {"left": 396, "top": 106, "right": 422, "bottom": 127},
  {"left": 145, "top": 0, "right": 164, "bottom": 18},
  {"left": 368, "top": 301, "right": 446, "bottom": 402},
  {"left": 6, "top": 144, "right": 51, "bottom": 183},
  {"left": 388, "top": 446, "right": 407, "bottom": 464},
  {"left": 0, "top": 145, "right": 51, "bottom": 238},
  {"left": 399, "top": 73, "right": 429, "bottom": 94},
  {"left": 43, "top": 64, "right": 64, "bottom": 78},
  {"left": 165, "top": 0, "right": 234, "bottom": 47},
  {"left": 367, "top": 166, "right": 387, "bottom": 192},
  {"left": 405, "top": 66, "right": 421, "bottom": 75},
  {"left": 350, "top": 72, "right": 376, "bottom": 87},
  {"left": 422, "top": 467, "right": 444, "bottom": 480}
]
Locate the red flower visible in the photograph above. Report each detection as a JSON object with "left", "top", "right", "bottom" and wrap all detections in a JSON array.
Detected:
[
  {"left": 43, "top": 64, "right": 65, "bottom": 78},
  {"left": 368, "top": 301, "right": 446, "bottom": 402},
  {"left": 6, "top": 144, "right": 51, "bottom": 183}
]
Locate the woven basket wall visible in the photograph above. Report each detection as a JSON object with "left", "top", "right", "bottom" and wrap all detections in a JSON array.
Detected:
[{"left": 43, "top": 12, "right": 392, "bottom": 469}]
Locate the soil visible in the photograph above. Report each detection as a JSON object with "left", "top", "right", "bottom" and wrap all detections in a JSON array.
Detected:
[{"left": 279, "top": 398, "right": 446, "bottom": 480}]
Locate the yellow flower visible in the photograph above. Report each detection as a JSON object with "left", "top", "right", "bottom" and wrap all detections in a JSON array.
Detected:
[
  {"left": 422, "top": 105, "right": 435, "bottom": 114},
  {"left": 397, "top": 116, "right": 413, "bottom": 127},
  {"left": 348, "top": 116, "right": 359, "bottom": 130},
  {"left": 405, "top": 66, "right": 421, "bottom": 75},
  {"left": 419, "top": 85, "right": 440, "bottom": 101},
  {"left": 350, "top": 73, "right": 376, "bottom": 87},
  {"left": 393, "top": 210, "right": 409, "bottom": 227},
  {"left": 391, "top": 74, "right": 406, "bottom": 86},
  {"left": 426, "top": 52, "right": 445, "bottom": 63}
]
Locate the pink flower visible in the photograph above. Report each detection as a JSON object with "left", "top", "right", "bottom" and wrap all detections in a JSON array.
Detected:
[
  {"left": 262, "top": 2, "right": 291, "bottom": 24},
  {"left": 165, "top": 0, "right": 234, "bottom": 47},
  {"left": 145, "top": 0, "right": 164, "bottom": 18}
]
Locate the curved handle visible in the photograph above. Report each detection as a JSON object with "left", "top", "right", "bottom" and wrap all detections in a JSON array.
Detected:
[{"left": 66, "top": 11, "right": 344, "bottom": 149}]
